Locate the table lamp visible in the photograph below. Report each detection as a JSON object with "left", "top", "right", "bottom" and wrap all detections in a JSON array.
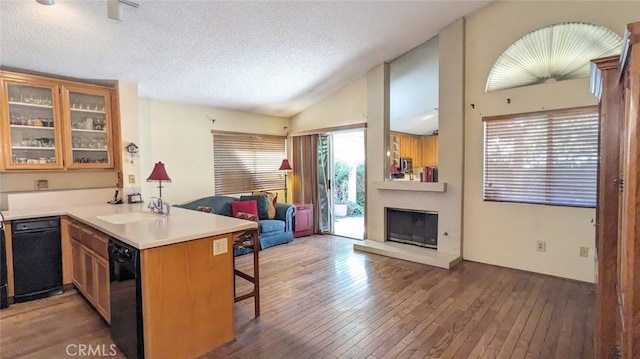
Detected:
[
  {"left": 278, "top": 159, "right": 292, "bottom": 203},
  {"left": 147, "top": 161, "right": 171, "bottom": 214}
]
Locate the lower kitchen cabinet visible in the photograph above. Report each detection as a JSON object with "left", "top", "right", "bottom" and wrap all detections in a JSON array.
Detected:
[
  {"left": 82, "top": 247, "right": 95, "bottom": 302},
  {"left": 68, "top": 220, "right": 110, "bottom": 323},
  {"left": 93, "top": 255, "right": 110, "bottom": 320}
]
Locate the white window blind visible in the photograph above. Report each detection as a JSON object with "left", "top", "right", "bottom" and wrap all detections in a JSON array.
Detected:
[
  {"left": 483, "top": 106, "right": 598, "bottom": 207},
  {"left": 213, "top": 132, "right": 286, "bottom": 195}
]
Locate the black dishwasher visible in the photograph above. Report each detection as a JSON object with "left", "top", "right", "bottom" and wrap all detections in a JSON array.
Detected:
[
  {"left": 109, "top": 237, "right": 144, "bottom": 359},
  {"left": 12, "top": 216, "right": 62, "bottom": 303}
]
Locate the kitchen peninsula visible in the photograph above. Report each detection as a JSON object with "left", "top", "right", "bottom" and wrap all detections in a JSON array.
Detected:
[{"left": 1, "top": 203, "right": 258, "bottom": 358}]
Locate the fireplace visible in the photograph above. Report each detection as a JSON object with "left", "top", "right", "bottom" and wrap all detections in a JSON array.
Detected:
[{"left": 386, "top": 208, "right": 438, "bottom": 249}]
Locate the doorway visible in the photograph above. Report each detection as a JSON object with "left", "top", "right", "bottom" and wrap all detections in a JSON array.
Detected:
[{"left": 317, "top": 129, "right": 365, "bottom": 239}]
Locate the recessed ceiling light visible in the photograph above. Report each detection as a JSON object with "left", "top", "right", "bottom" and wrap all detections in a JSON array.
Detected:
[{"left": 36, "top": 0, "right": 54, "bottom": 5}]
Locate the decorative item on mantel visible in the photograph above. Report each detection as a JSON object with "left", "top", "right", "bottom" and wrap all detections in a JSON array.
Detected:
[
  {"left": 278, "top": 158, "right": 293, "bottom": 203},
  {"left": 147, "top": 161, "right": 171, "bottom": 215}
]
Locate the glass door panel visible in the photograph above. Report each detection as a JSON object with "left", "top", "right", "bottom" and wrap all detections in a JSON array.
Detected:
[
  {"left": 4, "top": 82, "right": 63, "bottom": 169},
  {"left": 65, "top": 90, "right": 113, "bottom": 168}
]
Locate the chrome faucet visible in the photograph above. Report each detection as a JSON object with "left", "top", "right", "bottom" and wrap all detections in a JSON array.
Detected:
[{"left": 148, "top": 197, "right": 170, "bottom": 215}]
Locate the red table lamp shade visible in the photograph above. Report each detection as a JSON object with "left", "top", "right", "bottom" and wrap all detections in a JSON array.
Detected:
[
  {"left": 147, "top": 162, "right": 172, "bottom": 182},
  {"left": 279, "top": 159, "right": 292, "bottom": 171}
]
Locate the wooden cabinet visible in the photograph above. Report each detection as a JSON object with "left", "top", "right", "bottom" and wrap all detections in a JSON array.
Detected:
[
  {"left": 70, "top": 238, "right": 84, "bottom": 291},
  {"left": 421, "top": 135, "right": 438, "bottom": 167},
  {"left": 591, "top": 21, "right": 640, "bottom": 358},
  {"left": 0, "top": 77, "right": 64, "bottom": 170},
  {"left": 294, "top": 203, "right": 314, "bottom": 238},
  {"left": 0, "top": 71, "right": 118, "bottom": 171},
  {"left": 61, "top": 84, "right": 114, "bottom": 169},
  {"left": 94, "top": 255, "right": 110, "bottom": 320},
  {"left": 390, "top": 131, "right": 438, "bottom": 168},
  {"left": 66, "top": 218, "right": 110, "bottom": 323}
]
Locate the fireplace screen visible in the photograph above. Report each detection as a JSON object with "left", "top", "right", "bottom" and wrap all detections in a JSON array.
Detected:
[{"left": 386, "top": 208, "right": 438, "bottom": 249}]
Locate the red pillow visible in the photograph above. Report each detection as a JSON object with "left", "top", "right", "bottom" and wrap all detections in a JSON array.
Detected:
[{"left": 231, "top": 200, "right": 258, "bottom": 217}]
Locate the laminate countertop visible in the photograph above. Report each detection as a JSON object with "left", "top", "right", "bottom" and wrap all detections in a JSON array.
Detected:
[{"left": 1, "top": 203, "right": 257, "bottom": 249}]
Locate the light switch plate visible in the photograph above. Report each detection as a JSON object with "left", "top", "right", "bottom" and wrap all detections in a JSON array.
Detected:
[
  {"left": 579, "top": 247, "right": 589, "bottom": 257},
  {"left": 213, "top": 238, "right": 228, "bottom": 256}
]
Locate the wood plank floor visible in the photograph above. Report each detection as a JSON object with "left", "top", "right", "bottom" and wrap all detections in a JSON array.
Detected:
[{"left": 0, "top": 235, "right": 594, "bottom": 359}]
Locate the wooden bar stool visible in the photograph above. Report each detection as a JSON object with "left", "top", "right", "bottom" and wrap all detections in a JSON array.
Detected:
[{"left": 232, "top": 228, "right": 260, "bottom": 317}]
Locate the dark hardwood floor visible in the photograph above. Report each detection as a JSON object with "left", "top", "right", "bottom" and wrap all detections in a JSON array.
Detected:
[{"left": 0, "top": 235, "right": 594, "bottom": 359}]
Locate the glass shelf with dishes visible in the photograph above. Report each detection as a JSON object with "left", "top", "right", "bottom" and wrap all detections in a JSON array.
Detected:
[
  {"left": 1, "top": 72, "right": 118, "bottom": 171},
  {"left": 2, "top": 81, "right": 63, "bottom": 169},
  {"left": 64, "top": 89, "right": 113, "bottom": 168}
]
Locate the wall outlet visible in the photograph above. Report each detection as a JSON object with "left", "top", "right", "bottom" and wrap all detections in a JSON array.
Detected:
[
  {"left": 213, "top": 238, "right": 228, "bottom": 256},
  {"left": 580, "top": 247, "right": 589, "bottom": 257},
  {"left": 35, "top": 179, "right": 48, "bottom": 190},
  {"left": 128, "top": 174, "right": 136, "bottom": 184},
  {"left": 536, "top": 240, "right": 546, "bottom": 252}
]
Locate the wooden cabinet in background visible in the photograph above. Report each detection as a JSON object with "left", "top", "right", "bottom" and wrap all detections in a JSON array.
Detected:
[
  {"left": 66, "top": 218, "right": 110, "bottom": 323},
  {"left": 294, "top": 203, "right": 314, "bottom": 238},
  {"left": 421, "top": 135, "right": 438, "bottom": 167},
  {"left": 0, "top": 71, "right": 118, "bottom": 171},
  {"left": 390, "top": 131, "right": 438, "bottom": 168}
]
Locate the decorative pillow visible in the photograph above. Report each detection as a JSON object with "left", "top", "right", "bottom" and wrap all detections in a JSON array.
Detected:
[
  {"left": 234, "top": 211, "right": 259, "bottom": 222},
  {"left": 252, "top": 191, "right": 278, "bottom": 219},
  {"left": 231, "top": 200, "right": 258, "bottom": 218},
  {"left": 196, "top": 205, "right": 214, "bottom": 214},
  {"left": 239, "top": 195, "right": 269, "bottom": 220}
]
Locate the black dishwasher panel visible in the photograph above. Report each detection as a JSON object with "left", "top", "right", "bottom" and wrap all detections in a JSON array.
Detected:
[{"left": 12, "top": 216, "right": 62, "bottom": 303}]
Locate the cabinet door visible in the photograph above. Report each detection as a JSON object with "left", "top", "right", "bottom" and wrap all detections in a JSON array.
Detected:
[
  {"left": 82, "top": 248, "right": 96, "bottom": 302},
  {"left": 298, "top": 208, "right": 311, "bottom": 231},
  {"left": 61, "top": 85, "right": 114, "bottom": 169},
  {"left": 71, "top": 239, "right": 85, "bottom": 293},
  {"left": 421, "top": 135, "right": 439, "bottom": 167},
  {"left": 93, "top": 255, "right": 111, "bottom": 323},
  {"left": 0, "top": 78, "right": 64, "bottom": 169}
]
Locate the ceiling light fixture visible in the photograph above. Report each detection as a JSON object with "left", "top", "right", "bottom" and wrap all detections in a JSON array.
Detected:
[
  {"left": 108, "top": 0, "right": 139, "bottom": 21},
  {"left": 36, "top": 0, "right": 55, "bottom": 5}
]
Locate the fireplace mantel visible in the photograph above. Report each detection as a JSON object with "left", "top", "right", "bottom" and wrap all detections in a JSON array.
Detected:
[{"left": 372, "top": 181, "right": 447, "bottom": 192}]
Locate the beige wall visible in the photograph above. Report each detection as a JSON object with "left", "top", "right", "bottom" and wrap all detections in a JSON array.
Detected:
[
  {"left": 118, "top": 81, "right": 142, "bottom": 199},
  {"left": 463, "top": 1, "right": 638, "bottom": 282},
  {"left": 139, "top": 98, "right": 290, "bottom": 205},
  {"left": 289, "top": 77, "right": 367, "bottom": 132}
]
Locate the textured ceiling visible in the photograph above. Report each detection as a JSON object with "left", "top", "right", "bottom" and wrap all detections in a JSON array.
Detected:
[{"left": 0, "top": 0, "right": 490, "bottom": 118}]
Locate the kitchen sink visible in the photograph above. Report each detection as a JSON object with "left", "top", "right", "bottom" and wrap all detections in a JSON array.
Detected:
[{"left": 96, "top": 212, "right": 159, "bottom": 225}]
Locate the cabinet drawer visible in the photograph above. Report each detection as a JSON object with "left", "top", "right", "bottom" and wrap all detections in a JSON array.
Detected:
[
  {"left": 78, "top": 225, "right": 108, "bottom": 259},
  {"left": 68, "top": 222, "right": 81, "bottom": 240},
  {"left": 90, "top": 232, "right": 108, "bottom": 260}
]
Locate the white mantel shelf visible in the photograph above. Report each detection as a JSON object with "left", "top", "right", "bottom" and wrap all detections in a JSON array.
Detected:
[{"left": 372, "top": 181, "right": 447, "bottom": 192}]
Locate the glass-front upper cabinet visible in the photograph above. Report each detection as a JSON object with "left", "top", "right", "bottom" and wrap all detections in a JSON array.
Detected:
[
  {"left": 0, "top": 80, "right": 64, "bottom": 169},
  {"left": 61, "top": 85, "right": 114, "bottom": 169}
]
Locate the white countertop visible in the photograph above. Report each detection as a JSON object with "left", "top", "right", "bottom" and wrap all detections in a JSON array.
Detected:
[{"left": 1, "top": 203, "right": 258, "bottom": 250}]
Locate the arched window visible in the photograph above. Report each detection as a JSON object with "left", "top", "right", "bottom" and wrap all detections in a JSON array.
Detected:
[{"left": 486, "top": 22, "right": 622, "bottom": 92}]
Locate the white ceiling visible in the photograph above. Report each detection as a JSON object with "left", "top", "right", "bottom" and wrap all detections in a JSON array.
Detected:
[{"left": 0, "top": 0, "right": 490, "bottom": 118}]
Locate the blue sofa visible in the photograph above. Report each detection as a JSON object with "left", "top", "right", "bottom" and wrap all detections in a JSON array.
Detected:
[{"left": 175, "top": 195, "right": 296, "bottom": 254}]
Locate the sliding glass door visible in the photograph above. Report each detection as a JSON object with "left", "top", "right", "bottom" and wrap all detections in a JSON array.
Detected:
[{"left": 316, "top": 129, "right": 365, "bottom": 239}]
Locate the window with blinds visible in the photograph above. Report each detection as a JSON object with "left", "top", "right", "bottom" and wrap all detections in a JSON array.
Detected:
[
  {"left": 483, "top": 106, "right": 598, "bottom": 207},
  {"left": 213, "top": 132, "right": 286, "bottom": 195}
]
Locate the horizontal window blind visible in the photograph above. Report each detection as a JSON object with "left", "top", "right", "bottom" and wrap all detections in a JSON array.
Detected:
[
  {"left": 213, "top": 132, "right": 286, "bottom": 195},
  {"left": 483, "top": 106, "right": 598, "bottom": 207}
]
